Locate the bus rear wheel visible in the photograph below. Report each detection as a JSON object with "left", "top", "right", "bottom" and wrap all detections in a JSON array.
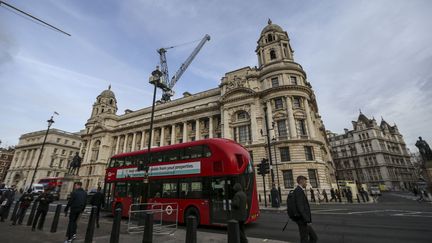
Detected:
[{"left": 184, "top": 207, "right": 200, "bottom": 226}]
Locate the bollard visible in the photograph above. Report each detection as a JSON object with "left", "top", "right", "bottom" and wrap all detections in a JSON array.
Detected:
[
  {"left": 10, "top": 201, "right": 20, "bottom": 222},
  {"left": 110, "top": 207, "right": 122, "bottom": 243},
  {"left": 50, "top": 204, "right": 62, "bottom": 233},
  {"left": 227, "top": 220, "right": 240, "bottom": 243},
  {"left": 26, "top": 201, "right": 38, "bottom": 226},
  {"left": 357, "top": 194, "right": 361, "bottom": 203},
  {"left": 85, "top": 206, "right": 97, "bottom": 243},
  {"left": 185, "top": 215, "right": 197, "bottom": 243},
  {"left": 142, "top": 212, "right": 154, "bottom": 243}
]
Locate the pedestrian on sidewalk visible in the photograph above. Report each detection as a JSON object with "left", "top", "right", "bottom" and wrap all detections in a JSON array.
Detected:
[
  {"left": 14, "top": 189, "right": 33, "bottom": 225},
  {"left": 322, "top": 190, "right": 328, "bottom": 203},
  {"left": 231, "top": 183, "right": 248, "bottom": 243},
  {"left": 336, "top": 189, "right": 342, "bottom": 203},
  {"left": 292, "top": 176, "right": 318, "bottom": 243},
  {"left": 412, "top": 187, "right": 418, "bottom": 197},
  {"left": 64, "top": 182, "right": 87, "bottom": 243},
  {"left": 316, "top": 189, "right": 322, "bottom": 203},
  {"left": 32, "top": 188, "right": 54, "bottom": 231},
  {"left": 90, "top": 187, "right": 105, "bottom": 228},
  {"left": 309, "top": 188, "right": 316, "bottom": 203},
  {"left": 359, "top": 188, "right": 366, "bottom": 202},
  {"left": 0, "top": 185, "right": 16, "bottom": 222},
  {"left": 329, "top": 188, "right": 336, "bottom": 202},
  {"left": 346, "top": 189, "right": 353, "bottom": 203}
]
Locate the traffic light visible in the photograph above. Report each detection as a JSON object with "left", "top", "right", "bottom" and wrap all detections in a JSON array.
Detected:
[
  {"left": 262, "top": 160, "right": 270, "bottom": 174},
  {"left": 258, "top": 158, "right": 270, "bottom": 175},
  {"left": 257, "top": 163, "right": 263, "bottom": 175}
]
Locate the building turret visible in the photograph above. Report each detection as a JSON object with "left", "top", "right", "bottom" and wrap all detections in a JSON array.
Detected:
[
  {"left": 255, "top": 19, "right": 294, "bottom": 67},
  {"left": 90, "top": 85, "right": 117, "bottom": 118}
]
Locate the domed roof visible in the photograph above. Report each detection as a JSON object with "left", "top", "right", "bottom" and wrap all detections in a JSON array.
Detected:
[
  {"left": 261, "top": 19, "right": 284, "bottom": 35},
  {"left": 99, "top": 85, "right": 116, "bottom": 98}
]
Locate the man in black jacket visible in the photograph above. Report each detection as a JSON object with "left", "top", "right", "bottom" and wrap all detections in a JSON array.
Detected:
[
  {"left": 231, "top": 183, "right": 248, "bottom": 243},
  {"left": 14, "top": 189, "right": 33, "bottom": 225},
  {"left": 90, "top": 187, "right": 105, "bottom": 228},
  {"left": 0, "top": 185, "right": 16, "bottom": 222},
  {"left": 293, "top": 176, "right": 318, "bottom": 243},
  {"left": 32, "top": 188, "right": 54, "bottom": 230},
  {"left": 64, "top": 182, "right": 87, "bottom": 243}
]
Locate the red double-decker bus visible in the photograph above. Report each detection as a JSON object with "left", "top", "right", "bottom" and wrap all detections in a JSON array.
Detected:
[{"left": 104, "top": 138, "right": 259, "bottom": 225}]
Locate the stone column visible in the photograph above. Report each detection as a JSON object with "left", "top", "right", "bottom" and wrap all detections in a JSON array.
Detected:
[
  {"left": 123, "top": 135, "right": 128, "bottom": 153},
  {"left": 115, "top": 136, "right": 120, "bottom": 154},
  {"left": 286, "top": 96, "right": 297, "bottom": 139},
  {"left": 150, "top": 129, "right": 155, "bottom": 147},
  {"left": 183, "top": 122, "right": 188, "bottom": 142},
  {"left": 266, "top": 101, "right": 274, "bottom": 138},
  {"left": 250, "top": 104, "right": 258, "bottom": 142},
  {"left": 131, "top": 132, "right": 137, "bottom": 151},
  {"left": 304, "top": 99, "right": 316, "bottom": 138},
  {"left": 171, "top": 124, "right": 176, "bottom": 144},
  {"left": 195, "top": 119, "right": 200, "bottom": 140},
  {"left": 208, "top": 117, "right": 214, "bottom": 138},
  {"left": 84, "top": 141, "right": 92, "bottom": 164},
  {"left": 223, "top": 109, "right": 230, "bottom": 139},
  {"left": 160, "top": 127, "right": 165, "bottom": 146},
  {"left": 140, "top": 131, "right": 145, "bottom": 150}
]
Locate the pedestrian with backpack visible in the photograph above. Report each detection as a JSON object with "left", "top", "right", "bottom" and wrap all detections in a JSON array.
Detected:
[{"left": 287, "top": 175, "right": 318, "bottom": 243}]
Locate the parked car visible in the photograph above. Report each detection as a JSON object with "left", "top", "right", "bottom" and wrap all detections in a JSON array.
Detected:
[
  {"left": 50, "top": 190, "right": 60, "bottom": 201},
  {"left": 87, "top": 189, "right": 98, "bottom": 204},
  {"left": 31, "top": 183, "right": 45, "bottom": 195},
  {"left": 369, "top": 186, "right": 381, "bottom": 196}
]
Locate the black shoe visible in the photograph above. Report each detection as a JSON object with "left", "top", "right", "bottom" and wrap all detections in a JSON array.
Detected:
[{"left": 96, "top": 224, "right": 100, "bottom": 228}]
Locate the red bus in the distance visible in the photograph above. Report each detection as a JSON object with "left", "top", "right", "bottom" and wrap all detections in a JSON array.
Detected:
[{"left": 104, "top": 138, "right": 259, "bottom": 226}]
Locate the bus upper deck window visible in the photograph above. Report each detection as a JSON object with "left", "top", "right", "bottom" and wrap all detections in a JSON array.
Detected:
[{"left": 203, "top": 145, "right": 212, "bottom": 157}]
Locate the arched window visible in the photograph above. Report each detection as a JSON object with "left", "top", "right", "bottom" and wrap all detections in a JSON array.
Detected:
[
  {"left": 268, "top": 34, "right": 273, "bottom": 42},
  {"left": 110, "top": 99, "right": 113, "bottom": 105},
  {"left": 270, "top": 49, "right": 277, "bottom": 60},
  {"left": 237, "top": 111, "right": 249, "bottom": 121},
  {"left": 101, "top": 108, "right": 104, "bottom": 113},
  {"left": 233, "top": 111, "right": 251, "bottom": 144},
  {"left": 91, "top": 140, "right": 101, "bottom": 162}
]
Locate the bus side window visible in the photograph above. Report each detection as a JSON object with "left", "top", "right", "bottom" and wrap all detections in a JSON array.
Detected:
[
  {"left": 149, "top": 181, "right": 162, "bottom": 198},
  {"left": 162, "top": 181, "right": 178, "bottom": 198},
  {"left": 124, "top": 157, "right": 133, "bottom": 166},
  {"left": 202, "top": 145, "right": 212, "bottom": 158}
]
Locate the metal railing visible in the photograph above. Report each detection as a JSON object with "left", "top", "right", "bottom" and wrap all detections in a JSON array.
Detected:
[{"left": 128, "top": 202, "right": 178, "bottom": 235}]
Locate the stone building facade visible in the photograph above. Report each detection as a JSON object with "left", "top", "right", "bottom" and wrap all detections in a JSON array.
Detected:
[
  {"left": 79, "top": 20, "right": 336, "bottom": 197},
  {"left": 4, "top": 129, "right": 82, "bottom": 190},
  {"left": 327, "top": 113, "right": 415, "bottom": 190},
  {"left": 0, "top": 147, "right": 14, "bottom": 183}
]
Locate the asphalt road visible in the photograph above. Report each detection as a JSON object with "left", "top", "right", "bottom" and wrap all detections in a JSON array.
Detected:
[{"left": 199, "top": 192, "right": 432, "bottom": 243}]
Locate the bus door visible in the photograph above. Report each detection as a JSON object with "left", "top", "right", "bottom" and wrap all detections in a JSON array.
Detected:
[{"left": 210, "top": 177, "right": 235, "bottom": 224}]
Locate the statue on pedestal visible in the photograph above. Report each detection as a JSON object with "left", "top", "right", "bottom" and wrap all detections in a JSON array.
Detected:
[
  {"left": 416, "top": 137, "right": 432, "bottom": 163},
  {"left": 67, "top": 152, "right": 82, "bottom": 175}
]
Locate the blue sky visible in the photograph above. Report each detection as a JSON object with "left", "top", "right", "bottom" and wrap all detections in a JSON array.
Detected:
[{"left": 0, "top": 0, "right": 431, "bottom": 151}]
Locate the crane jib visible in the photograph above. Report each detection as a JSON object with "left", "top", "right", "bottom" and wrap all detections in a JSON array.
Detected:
[{"left": 158, "top": 34, "right": 211, "bottom": 102}]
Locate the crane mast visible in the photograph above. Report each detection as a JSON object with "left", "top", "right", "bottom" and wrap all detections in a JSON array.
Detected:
[{"left": 158, "top": 34, "right": 211, "bottom": 102}]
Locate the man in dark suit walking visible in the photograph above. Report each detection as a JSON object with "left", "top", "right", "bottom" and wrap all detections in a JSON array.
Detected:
[
  {"left": 293, "top": 175, "right": 318, "bottom": 243},
  {"left": 231, "top": 183, "right": 248, "bottom": 243},
  {"left": 90, "top": 187, "right": 105, "bottom": 228}
]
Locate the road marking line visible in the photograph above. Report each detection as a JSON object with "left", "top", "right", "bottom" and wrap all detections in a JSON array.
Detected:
[
  {"left": 348, "top": 210, "right": 387, "bottom": 214},
  {"left": 313, "top": 209, "right": 347, "bottom": 212}
]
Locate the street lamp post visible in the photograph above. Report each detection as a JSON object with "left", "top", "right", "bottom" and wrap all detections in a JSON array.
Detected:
[
  {"left": 262, "top": 107, "right": 275, "bottom": 185},
  {"left": 28, "top": 115, "right": 56, "bottom": 189},
  {"left": 272, "top": 137, "right": 282, "bottom": 201},
  {"left": 142, "top": 67, "right": 170, "bottom": 203}
]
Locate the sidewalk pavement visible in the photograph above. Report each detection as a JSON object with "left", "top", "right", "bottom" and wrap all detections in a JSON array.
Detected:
[{"left": 0, "top": 210, "right": 287, "bottom": 243}]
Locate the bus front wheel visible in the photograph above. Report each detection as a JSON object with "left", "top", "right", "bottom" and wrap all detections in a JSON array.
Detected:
[{"left": 184, "top": 207, "right": 200, "bottom": 226}]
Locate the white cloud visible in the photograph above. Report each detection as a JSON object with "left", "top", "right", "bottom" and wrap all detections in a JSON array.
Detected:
[{"left": 1, "top": 0, "right": 431, "bottom": 152}]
